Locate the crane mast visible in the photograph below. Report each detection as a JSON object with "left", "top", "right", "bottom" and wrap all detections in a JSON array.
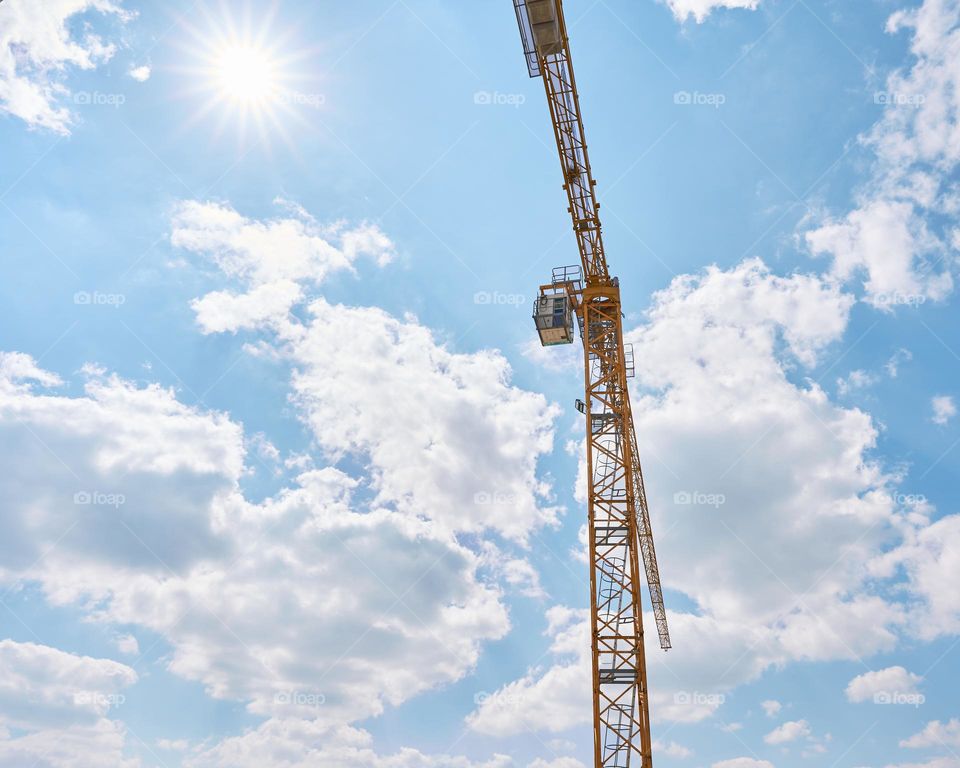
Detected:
[{"left": 513, "top": 2, "right": 671, "bottom": 766}]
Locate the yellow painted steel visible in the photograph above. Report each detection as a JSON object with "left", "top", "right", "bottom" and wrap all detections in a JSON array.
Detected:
[{"left": 513, "top": 1, "right": 671, "bottom": 766}]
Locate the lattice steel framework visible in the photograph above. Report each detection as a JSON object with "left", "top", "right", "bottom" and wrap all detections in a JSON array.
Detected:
[{"left": 513, "top": 2, "right": 671, "bottom": 766}]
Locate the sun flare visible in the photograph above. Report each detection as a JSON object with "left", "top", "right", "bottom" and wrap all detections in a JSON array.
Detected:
[{"left": 214, "top": 44, "right": 277, "bottom": 103}]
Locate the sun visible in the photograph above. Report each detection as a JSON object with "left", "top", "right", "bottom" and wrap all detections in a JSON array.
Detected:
[
  {"left": 175, "top": 6, "right": 325, "bottom": 149},
  {"left": 214, "top": 44, "right": 277, "bottom": 104}
]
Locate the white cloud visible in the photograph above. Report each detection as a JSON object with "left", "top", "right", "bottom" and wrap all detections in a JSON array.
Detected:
[
  {"left": 0, "top": 639, "right": 136, "bottom": 730},
  {"left": 807, "top": 200, "right": 951, "bottom": 310},
  {"left": 763, "top": 719, "right": 810, "bottom": 745},
  {"left": 901, "top": 719, "right": 960, "bottom": 748},
  {"left": 662, "top": 0, "right": 760, "bottom": 24},
  {"left": 466, "top": 259, "right": 925, "bottom": 732},
  {"left": 192, "top": 279, "right": 304, "bottom": 334},
  {"left": 519, "top": 336, "right": 581, "bottom": 374},
  {"left": 186, "top": 721, "right": 515, "bottom": 768},
  {"left": 932, "top": 395, "right": 957, "bottom": 424},
  {"left": 0, "top": 640, "right": 138, "bottom": 767},
  {"left": 0, "top": 720, "right": 138, "bottom": 768},
  {"left": 0, "top": 0, "right": 127, "bottom": 133},
  {"left": 887, "top": 514, "right": 960, "bottom": 639},
  {"left": 174, "top": 203, "right": 563, "bottom": 543},
  {"left": 173, "top": 200, "right": 395, "bottom": 333},
  {"left": 883, "top": 760, "right": 960, "bottom": 768},
  {"left": 886, "top": 348, "right": 913, "bottom": 378},
  {"left": 0, "top": 352, "right": 519, "bottom": 745},
  {"left": 128, "top": 64, "right": 150, "bottom": 81},
  {"left": 113, "top": 634, "right": 139, "bottom": 656},
  {"left": 527, "top": 760, "right": 587, "bottom": 768},
  {"left": 712, "top": 759, "right": 774, "bottom": 768},
  {"left": 653, "top": 739, "right": 693, "bottom": 758},
  {"left": 467, "top": 606, "right": 588, "bottom": 736},
  {"left": 845, "top": 666, "right": 922, "bottom": 703},
  {"left": 156, "top": 738, "right": 190, "bottom": 751},
  {"left": 837, "top": 369, "right": 878, "bottom": 396},
  {"left": 280, "top": 299, "right": 561, "bottom": 542},
  {"left": 805, "top": 1, "right": 960, "bottom": 307},
  {"left": 760, "top": 700, "right": 782, "bottom": 718},
  {"left": 625, "top": 260, "right": 898, "bottom": 645}
]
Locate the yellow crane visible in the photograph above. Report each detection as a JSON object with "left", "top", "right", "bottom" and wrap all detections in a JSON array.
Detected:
[{"left": 512, "top": 2, "right": 671, "bottom": 766}]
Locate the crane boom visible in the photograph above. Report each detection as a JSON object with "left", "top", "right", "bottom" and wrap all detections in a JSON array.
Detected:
[{"left": 513, "top": 1, "right": 671, "bottom": 766}]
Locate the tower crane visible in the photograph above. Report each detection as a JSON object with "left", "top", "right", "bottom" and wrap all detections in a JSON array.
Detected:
[{"left": 512, "top": 2, "right": 671, "bottom": 766}]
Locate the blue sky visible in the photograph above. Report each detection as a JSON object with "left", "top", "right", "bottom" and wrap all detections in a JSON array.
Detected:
[{"left": 1, "top": 0, "right": 959, "bottom": 767}]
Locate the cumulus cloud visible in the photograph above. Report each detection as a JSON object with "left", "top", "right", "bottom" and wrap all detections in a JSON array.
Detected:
[
  {"left": 885, "top": 514, "right": 960, "bottom": 639},
  {"left": 761, "top": 700, "right": 782, "bottom": 718},
  {"left": 0, "top": 352, "right": 521, "bottom": 756},
  {"left": 763, "top": 719, "right": 810, "bottom": 745},
  {"left": 175, "top": 202, "right": 561, "bottom": 543},
  {"left": 901, "top": 719, "right": 960, "bottom": 748},
  {"left": 653, "top": 740, "right": 693, "bottom": 758},
  {"left": 662, "top": 0, "right": 760, "bottom": 24},
  {"left": 173, "top": 199, "right": 395, "bottom": 333},
  {"left": 845, "top": 666, "right": 923, "bottom": 703},
  {"left": 1, "top": 186, "right": 570, "bottom": 761},
  {"left": 805, "top": 1, "right": 960, "bottom": 307},
  {"left": 113, "top": 634, "right": 139, "bottom": 656},
  {"left": 712, "top": 759, "right": 774, "bottom": 768},
  {"left": 465, "top": 258, "right": 929, "bottom": 731},
  {"left": 0, "top": 0, "right": 127, "bottom": 133},
  {"left": 128, "top": 64, "right": 150, "bottom": 81},
  {"left": 932, "top": 395, "right": 957, "bottom": 424},
  {"left": 186, "top": 722, "right": 516, "bottom": 768},
  {"left": 467, "top": 606, "right": 589, "bottom": 736},
  {"left": 0, "top": 640, "right": 138, "bottom": 767}
]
